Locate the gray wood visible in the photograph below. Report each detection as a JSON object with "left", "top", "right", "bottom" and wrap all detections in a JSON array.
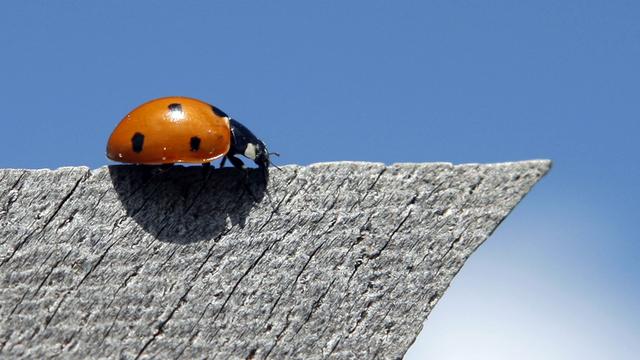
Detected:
[{"left": 0, "top": 161, "right": 550, "bottom": 359}]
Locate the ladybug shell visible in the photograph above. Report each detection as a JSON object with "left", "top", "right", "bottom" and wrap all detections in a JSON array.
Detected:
[{"left": 106, "top": 97, "right": 231, "bottom": 164}]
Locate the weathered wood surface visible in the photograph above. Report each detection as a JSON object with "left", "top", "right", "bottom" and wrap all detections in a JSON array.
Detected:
[{"left": 0, "top": 161, "right": 550, "bottom": 359}]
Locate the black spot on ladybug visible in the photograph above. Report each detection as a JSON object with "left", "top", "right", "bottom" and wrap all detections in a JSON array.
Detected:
[
  {"left": 190, "top": 136, "right": 201, "bottom": 152},
  {"left": 211, "top": 105, "right": 228, "bottom": 118},
  {"left": 168, "top": 103, "right": 183, "bottom": 112},
  {"left": 131, "top": 132, "right": 144, "bottom": 153}
]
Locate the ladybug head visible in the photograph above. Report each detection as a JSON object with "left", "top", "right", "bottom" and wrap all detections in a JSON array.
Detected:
[
  {"left": 229, "top": 119, "right": 272, "bottom": 169},
  {"left": 252, "top": 141, "right": 271, "bottom": 169}
]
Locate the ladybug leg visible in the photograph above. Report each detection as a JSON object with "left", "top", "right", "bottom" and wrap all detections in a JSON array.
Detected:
[
  {"left": 201, "top": 161, "right": 212, "bottom": 178},
  {"left": 227, "top": 154, "right": 257, "bottom": 196},
  {"left": 219, "top": 156, "right": 227, "bottom": 169},
  {"left": 227, "top": 154, "right": 246, "bottom": 170}
]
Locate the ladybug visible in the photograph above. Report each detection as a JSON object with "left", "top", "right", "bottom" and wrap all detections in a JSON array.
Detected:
[{"left": 106, "top": 96, "right": 271, "bottom": 170}]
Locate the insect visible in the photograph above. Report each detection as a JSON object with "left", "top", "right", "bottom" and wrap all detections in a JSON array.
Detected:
[{"left": 106, "top": 96, "right": 272, "bottom": 170}]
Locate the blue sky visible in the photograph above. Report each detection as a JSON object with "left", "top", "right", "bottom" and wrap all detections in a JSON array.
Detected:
[{"left": 1, "top": 1, "right": 638, "bottom": 358}]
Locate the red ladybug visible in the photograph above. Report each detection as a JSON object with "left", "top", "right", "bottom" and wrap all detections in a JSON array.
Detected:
[{"left": 106, "top": 96, "right": 271, "bottom": 169}]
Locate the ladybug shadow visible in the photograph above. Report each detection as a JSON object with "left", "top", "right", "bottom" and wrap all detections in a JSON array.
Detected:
[{"left": 108, "top": 165, "right": 267, "bottom": 244}]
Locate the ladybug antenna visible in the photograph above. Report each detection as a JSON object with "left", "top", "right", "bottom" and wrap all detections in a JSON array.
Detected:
[{"left": 267, "top": 152, "right": 282, "bottom": 171}]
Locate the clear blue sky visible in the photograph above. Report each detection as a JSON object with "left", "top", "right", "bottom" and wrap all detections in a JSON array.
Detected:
[{"left": 1, "top": 1, "right": 638, "bottom": 358}]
